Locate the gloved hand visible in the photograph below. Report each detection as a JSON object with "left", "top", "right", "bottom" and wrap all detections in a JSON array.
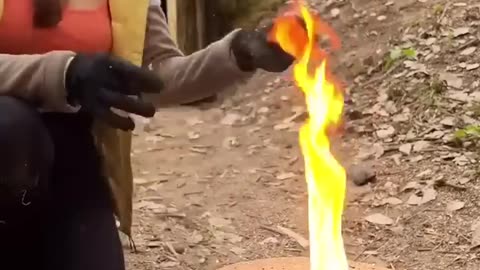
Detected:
[
  {"left": 230, "top": 24, "right": 296, "bottom": 73},
  {"left": 65, "top": 53, "right": 164, "bottom": 131}
]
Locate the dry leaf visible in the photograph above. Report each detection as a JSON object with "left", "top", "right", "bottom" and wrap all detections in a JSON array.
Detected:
[
  {"left": 472, "top": 219, "right": 480, "bottom": 248},
  {"left": 230, "top": 246, "right": 246, "bottom": 255},
  {"left": 439, "top": 73, "right": 463, "bottom": 89},
  {"left": 407, "top": 188, "right": 437, "bottom": 205},
  {"left": 461, "top": 46, "right": 477, "bottom": 56},
  {"left": 382, "top": 197, "right": 403, "bottom": 206},
  {"left": 376, "top": 126, "right": 396, "bottom": 139},
  {"left": 401, "top": 181, "right": 421, "bottom": 192},
  {"left": 440, "top": 117, "right": 456, "bottom": 127},
  {"left": 399, "top": 143, "right": 412, "bottom": 155},
  {"left": 276, "top": 172, "right": 297, "bottom": 180},
  {"left": 453, "top": 27, "right": 470, "bottom": 37},
  {"left": 365, "top": 213, "right": 394, "bottom": 225},
  {"left": 413, "top": 141, "right": 430, "bottom": 152},
  {"left": 208, "top": 217, "right": 232, "bottom": 228},
  {"left": 446, "top": 200, "right": 465, "bottom": 212}
]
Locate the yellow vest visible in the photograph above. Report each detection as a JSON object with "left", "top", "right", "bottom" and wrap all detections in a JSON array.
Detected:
[{"left": 0, "top": 0, "right": 151, "bottom": 237}]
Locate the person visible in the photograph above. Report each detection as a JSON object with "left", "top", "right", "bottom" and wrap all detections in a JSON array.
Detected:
[{"left": 0, "top": 0, "right": 295, "bottom": 269}]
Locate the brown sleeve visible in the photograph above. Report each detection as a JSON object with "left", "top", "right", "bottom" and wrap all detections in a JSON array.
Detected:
[
  {"left": 142, "top": 3, "right": 254, "bottom": 106},
  {"left": 0, "top": 51, "right": 76, "bottom": 111}
]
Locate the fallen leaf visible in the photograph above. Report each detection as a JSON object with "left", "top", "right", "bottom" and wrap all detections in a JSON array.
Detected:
[
  {"left": 276, "top": 226, "right": 310, "bottom": 249},
  {"left": 425, "top": 130, "right": 445, "bottom": 140},
  {"left": 208, "top": 217, "right": 232, "bottom": 228},
  {"left": 230, "top": 246, "right": 246, "bottom": 255},
  {"left": 399, "top": 143, "right": 412, "bottom": 155},
  {"left": 276, "top": 172, "right": 297, "bottom": 180},
  {"left": 365, "top": 213, "right": 394, "bottom": 225},
  {"left": 453, "top": 27, "right": 470, "bottom": 37},
  {"left": 188, "top": 231, "right": 204, "bottom": 245},
  {"left": 440, "top": 117, "right": 456, "bottom": 127},
  {"left": 382, "top": 197, "right": 403, "bottom": 206},
  {"left": 446, "top": 200, "right": 465, "bottom": 212},
  {"left": 466, "top": 63, "right": 480, "bottom": 71},
  {"left": 376, "top": 126, "right": 396, "bottom": 139},
  {"left": 413, "top": 141, "right": 430, "bottom": 152},
  {"left": 402, "top": 181, "right": 421, "bottom": 192},
  {"left": 147, "top": 241, "right": 162, "bottom": 248},
  {"left": 260, "top": 237, "right": 279, "bottom": 245},
  {"left": 461, "top": 46, "right": 477, "bottom": 56},
  {"left": 407, "top": 194, "right": 422, "bottom": 205},
  {"left": 439, "top": 73, "right": 463, "bottom": 89},
  {"left": 472, "top": 219, "right": 480, "bottom": 248},
  {"left": 159, "top": 261, "right": 180, "bottom": 268},
  {"left": 407, "top": 188, "right": 437, "bottom": 205}
]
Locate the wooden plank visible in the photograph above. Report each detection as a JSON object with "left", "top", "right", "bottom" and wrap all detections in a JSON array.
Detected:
[
  {"left": 195, "top": 0, "right": 206, "bottom": 49},
  {"left": 166, "top": 0, "right": 178, "bottom": 45},
  {"left": 175, "top": 0, "right": 199, "bottom": 54}
]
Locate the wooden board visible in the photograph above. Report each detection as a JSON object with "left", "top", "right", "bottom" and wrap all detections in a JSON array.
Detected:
[
  {"left": 218, "top": 257, "right": 390, "bottom": 270},
  {"left": 165, "top": 0, "right": 206, "bottom": 54},
  {"left": 165, "top": 0, "right": 177, "bottom": 45}
]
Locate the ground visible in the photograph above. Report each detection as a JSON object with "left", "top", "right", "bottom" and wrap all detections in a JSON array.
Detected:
[{"left": 126, "top": 0, "right": 480, "bottom": 269}]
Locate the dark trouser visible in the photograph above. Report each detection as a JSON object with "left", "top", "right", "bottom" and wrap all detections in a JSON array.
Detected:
[{"left": 0, "top": 97, "right": 125, "bottom": 270}]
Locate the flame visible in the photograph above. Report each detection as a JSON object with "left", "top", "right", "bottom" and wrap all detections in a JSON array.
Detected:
[{"left": 270, "top": 2, "right": 348, "bottom": 270}]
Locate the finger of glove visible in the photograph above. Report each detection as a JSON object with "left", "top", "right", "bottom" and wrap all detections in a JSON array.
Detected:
[
  {"left": 107, "top": 57, "right": 164, "bottom": 94},
  {"left": 251, "top": 40, "right": 294, "bottom": 72},
  {"left": 90, "top": 103, "right": 136, "bottom": 131},
  {"left": 98, "top": 89, "right": 156, "bottom": 118}
]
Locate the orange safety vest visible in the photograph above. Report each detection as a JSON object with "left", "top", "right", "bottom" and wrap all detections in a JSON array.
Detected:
[{"left": 0, "top": 0, "right": 151, "bottom": 237}]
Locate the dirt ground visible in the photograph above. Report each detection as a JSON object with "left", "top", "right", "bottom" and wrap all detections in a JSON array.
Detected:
[{"left": 126, "top": 0, "right": 480, "bottom": 269}]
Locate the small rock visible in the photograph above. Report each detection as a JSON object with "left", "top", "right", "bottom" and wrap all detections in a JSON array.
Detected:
[
  {"left": 257, "top": 107, "right": 270, "bottom": 114},
  {"left": 260, "top": 237, "right": 279, "bottom": 245},
  {"left": 223, "top": 136, "right": 240, "bottom": 148},
  {"left": 330, "top": 8, "right": 340, "bottom": 18},
  {"left": 221, "top": 113, "right": 242, "bottom": 126},
  {"left": 376, "top": 126, "right": 396, "bottom": 139},
  {"left": 377, "top": 15, "right": 387, "bottom": 21},
  {"left": 347, "top": 163, "right": 376, "bottom": 186}
]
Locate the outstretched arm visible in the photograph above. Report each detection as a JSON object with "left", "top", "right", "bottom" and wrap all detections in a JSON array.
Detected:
[{"left": 141, "top": 4, "right": 254, "bottom": 106}]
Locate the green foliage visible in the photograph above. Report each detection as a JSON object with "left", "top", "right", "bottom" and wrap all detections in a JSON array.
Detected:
[
  {"left": 384, "top": 47, "right": 417, "bottom": 70},
  {"left": 454, "top": 125, "right": 480, "bottom": 140}
]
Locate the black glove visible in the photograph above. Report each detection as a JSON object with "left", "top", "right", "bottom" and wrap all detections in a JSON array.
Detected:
[
  {"left": 231, "top": 24, "right": 295, "bottom": 73},
  {"left": 65, "top": 53, "right": 164, "bottom": 131}
]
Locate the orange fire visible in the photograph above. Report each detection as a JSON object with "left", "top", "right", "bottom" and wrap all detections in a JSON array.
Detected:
[{"left": 270, "top": 2, "right": 348, "bottom": 270}]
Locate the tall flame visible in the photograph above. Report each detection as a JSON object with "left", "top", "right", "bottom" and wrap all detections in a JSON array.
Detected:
[{"left": 270, "top": 2, "right": 348, "bottom": 270}]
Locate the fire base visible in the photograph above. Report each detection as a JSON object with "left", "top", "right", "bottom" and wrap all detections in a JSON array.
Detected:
[{"left": 217, "top": 257, "right": 389, "bottom": 270}]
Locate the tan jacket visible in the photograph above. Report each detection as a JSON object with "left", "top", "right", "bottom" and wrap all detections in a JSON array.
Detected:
[{"left": 0, "top": 1, "right": 252, "bottom": 236}]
